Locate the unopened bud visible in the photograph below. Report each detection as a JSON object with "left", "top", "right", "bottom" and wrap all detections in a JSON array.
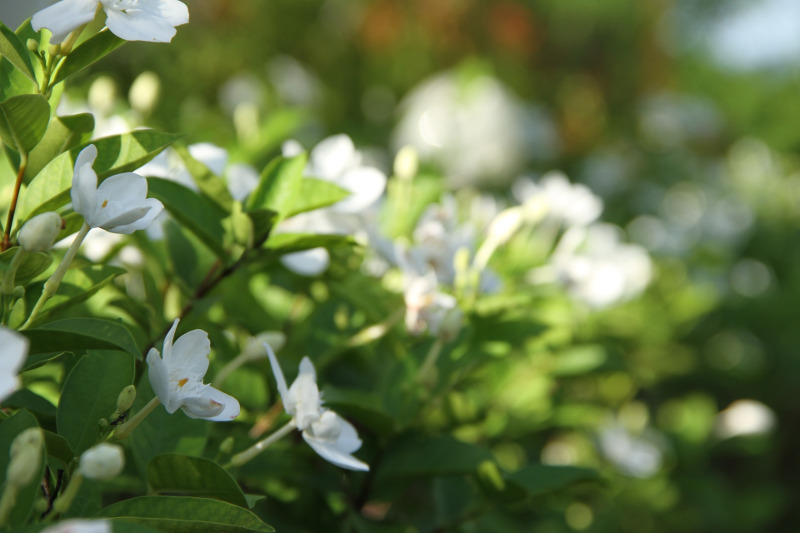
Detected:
[
  {"left": 486, "top": 207, "right": 524, "bottom": 246},
  {"left": 393, "top": 146, "right": 418, "bottom": 181},
  {"left": 27, "top": 39, "right": 39, "bottom": 53},
  {"left": 98, "top": 418, "right": 109, "bottom": 430},
  {"left": 18, "top": 212, "right": 62, "bottom": 252},
  {"left": 242, "top": 332, "right": 286, "bottom": 361},
  {"left": 115, "top": 385, "right": 136, "bottom": 414},
  {"left": 129, "top": 71, "right": 161, "bottom": 115},
  {"left": 219, "top": 436, "right": 234, "bottom": 455},
  {"left": 48, "top": 43, "right": 61, "bottom": 57},
  {"left": 13, "top": 286, "right": 24, "bottom": 299},
  {"left": 79, "top": 443, "right": 124, "bottom": 480},
  {"left": 88, "top": 76, "right": 117, "bottom": 115},
  {"left": 7, "top": 428, "right": 43, "bottom": 487}
]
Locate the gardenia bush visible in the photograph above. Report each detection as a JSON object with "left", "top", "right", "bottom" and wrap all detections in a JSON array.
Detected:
[{"left": 0, "top": 3, "right": 660, "bottom": 533}]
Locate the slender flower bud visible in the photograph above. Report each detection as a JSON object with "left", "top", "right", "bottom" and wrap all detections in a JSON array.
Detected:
[
  {"left": 115, "top": 385, "right": 136, "bottom": 414},
  {"left": 393, "top": 146, "right": 419, "bottom": 181},
  {"left": 26, "top": 39, "right": 39, "bottom": 53},
  {"left": 79, "top": 443, "right": 124, "bottom": 481},
  {"left": 7, "top": 428, "right": 43, "bottom": 487},
  {"left": 219, "top": 436, "right": 234, "bottom": 455},
  {"left": 18, "top": 212, "right": 62, "bottom": 252},
  {"left": 129, "top": 71, "right": 161, "bottom": 115}
]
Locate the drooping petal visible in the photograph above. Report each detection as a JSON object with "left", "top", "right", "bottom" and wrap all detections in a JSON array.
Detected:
[
  {"left": 303, "top": 430, "right": 369, "bottom": 471},
  {"left": 161, "top": 319, "right": 179, "bottom": 363},
  {"left": 333, "top": 416, "right": 365, "bottom": 454},
  {"left": 181, "top": 385, "right": 240, "bottom": 421},
  {"left": 145, "top": 348, "right": 170, "bottom": 409},
  {"left": 71, "top": 145, "right": 99, "bottom": 219},
  {"left": 170, "top": 329, "right": 211, "bottom": 381},
  {"left": 285, "top": 368, "right": 321, "bottom": 430},
  {"left": 134, "top": 0, "right": 190, "bottom": 26},
  {"left": 265, "top": 341, "right": 290, "bottom": 406},
  {"left": 331, "top": 166, "right": 386, "bottom": 213},
  {"left": 32, "top": 0, "right": 99, "bottom": 44},
  {"left": 103, "top": 198, "right": 163, "bottom": 234},
  {"left": 103, "top": 3, "right": 183, "bottom": 43},
  {"left": 308, "top": 134, "right": 358, "bottom": 181},
  {"left": 280, "top": 248, "right": 330, "bottom": 276}
]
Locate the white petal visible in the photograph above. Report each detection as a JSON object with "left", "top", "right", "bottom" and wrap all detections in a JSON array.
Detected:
[
  {"left": 103, "top": 3, "right": 183, "bottom": 43},
  {"left": 146, "top": 348, "right": 171, "bottom": 409},
  {"left": 32, "top": 0, "right": 99, "bottom": 44},
  {"left": 170, "top": 329, "right": 211, "bottom": 381},
  {"left": 181, "top": 385, "right": 240, "bottom": 421},
  {"left": 161, "top": 319, "right": 180, "bottom": 363},
  {"left": 265, "top": 341, "right": 289, "bottom": 407},
  {"left": 330, "top": 167, "right": 386, "bottom": 213},
  {"left": 333, "top": 415, "right": 364, "bottom": 454},
  {"left": 188, "top": 142, "right": 228, "bottom": 175},
  {"left": 104, "top": 198, "right": 163, "bottom": 234},
  {"left": 0, "top": 374, "right": 20, "bottom": 404},
  {"left": 280, "top": 248, "right": 330, "bottom": 276},
  {"left": 96, "top": 172, "right": 148, "bottom": 204},
  {"left": 308, "top": 134, "right": 357, "bottom": 181},
  {"left": 0, "top": 327, "right": 28, "bottom": 375},
  {"left": 298, "top": 356, "right": 316, "bottom": 382},
  {"left": 303, "top": 430, "right": 369, "bottom": 471},
  {"left": 72, "top": 145, "right": 99, "bottom": 220}
]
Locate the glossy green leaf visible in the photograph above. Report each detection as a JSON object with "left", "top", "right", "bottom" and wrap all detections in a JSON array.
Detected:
[
  {"left": 52, "top": 30, "right": 125, "bottom": 84},
  {"left": 147, "top": 454, "right": 249, "bottom": 508},
  {"left": 0, "top": 20, "right": 35, "bottom": 81},
  {"left": 97, "top": 496, "right": 274, "bottom": 533},
  {"left": 0, "top": 409, "right": 45, "bottom": 528},
  {"left": 262, "top": 233, "right": 355, "bottom": 255},
  {"left": 24, "top": 113, "right": 95, "bottom": 183},
  {"left": 20, "top": 130, "right": 183, "bottom": 219},
  {"left": 506, "top": 464, "right": 599, "bottom": 497},
  {"left": 0, "top": 247, "right": 52, "bottom": 285},
  {"left": 376, "top": 434, "right": 495, "bottom": 479},
  {"left": 245, "top": 154, "right": 306, "bottom": 220},
  {"left": 149, "top": 178, "right": 227, "bottom": 258},
  {"left": 57, "top": 350, "right": 135, "bottom": 454},
  {"left": 286, "top": 177, "right": 350, "bottom": 218},
  {"left": 22, "top": 317, "right": 140, "bottom": 357},
  {"left": 0, "top": 94, "right": 50, "bottom": 153},
  {"left": 3, "top": 388, "right": 56, "bottom": 417},
  {"left": 43, "top": 429, "right": 74, "bottom": 470}
]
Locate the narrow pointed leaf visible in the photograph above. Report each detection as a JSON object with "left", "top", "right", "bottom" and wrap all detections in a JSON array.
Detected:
[
  {"left": 0, "top": 20, "right": 35, "bottom": 81},
  {"left": 52, "top": 30, "right": 125, "bottom": 84}
]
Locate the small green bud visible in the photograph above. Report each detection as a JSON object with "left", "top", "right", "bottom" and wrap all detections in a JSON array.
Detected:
[
  {"left": 7, "top": 428, "right": 43, "bottom": 487},
  {"left": 98, "top": 418, "right": 110, "bottom": 430},
  {"left": 18, "top": 212, "right": 62, "bottom": 252},
  {"left": 26, "top": 39, "right": 39, "bottom": 53},
  {"left": 13, "top": 286, "right": 25, "bottom": 299},
  {"left": 219, "top": 436, "right": 234, "bottom": 455},
  {"left": 115, "top": 385, "right": 136, "bottom": 414},
  {"left": 48, "top": 43, "right": 61, "bottom": 57}
]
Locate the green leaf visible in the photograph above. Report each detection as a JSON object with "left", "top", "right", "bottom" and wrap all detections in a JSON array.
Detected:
[
  {"left": 0, "top": 247, "right": 52, "bottom": 285},
  {"left": 0, "top": 20, "right": 35, "bottom": 81},
  {"left": 30, "top": 264, "right": 127, "bottom": 323},
  {"left": 148, "top": 178, "right": 227, "bottom": 258},
  {"left": 3, "top": 388, "right": 57, "bottom": 417},
  {"left": 22, "top": 317, "right": 140, "bottom": 358},
  {"left": 96, "top": 496, "right": 274, "bottom": 533},
  {"left": 147, "top": 454, "right": 249, "bottom": 508},
  {"left": 287, "top": 177, "right": 350, "bottom": 218},
  {"left": 24, "top": 113, "right": 95, "bottom": 183},
  {"left": 245, "top": 154, "right": 306, "bottom": 220},
  {"left": 57, "top": 350, "right": 135, "bottom": 454},
  {"left": 262, "top": 233, "right": 355, "bottom": 255},
  {"left": 52, "top": 30, "right": 125, "bottom": 84},
  {"left": 376, "top": 434, "right": 495, "bottom": 479},
  {"left": 0, "top": 94, "right": 50, "bottom": 153},
  {"left": 506, "top": 464, "right": 599, "bottom": 497},
  {"left": 20, "top": 130, "right": 183, "bottom": 219},
  {"left": 172, "top": 143, "right": 235, "bottom": 212},
  {"left": 43, "top": 429, "right": 74, "bottom": 470},
  {"left": 0, "top": 409, "right": 45, "bottom": 528}
]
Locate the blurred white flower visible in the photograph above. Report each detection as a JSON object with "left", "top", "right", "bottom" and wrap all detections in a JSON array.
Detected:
[
  {"left": 79, "top": 443, "right": 124, "bottom": 480},
  {"left": 147, "top": 319, "right": 240, "bottom": 421},
  {"left": 41, "top": 519, "right": 111, "bottom": 533},
  {"left": 599, "top": 421, "right": 663, "bottom": 478},
  {"left": 72, "top": 145, "right": 163, "bottom": 234},
  {"left": 513, "top": 172, "right": 603, "bottom": 228},
  {"left": 715, "top": 399, "right": 776, "bottom": 438},
  {"left": 403, "top": 272, "right": 462, "bottom": 340},
  {"left": 0, "top": 327, "right": 29, "bottom": 403},
  {"left": 32, "top": 0, "right": 189, "bottom": 44},
  {"left": 266, "top": 346, "right": 369, "bottom": 471}
]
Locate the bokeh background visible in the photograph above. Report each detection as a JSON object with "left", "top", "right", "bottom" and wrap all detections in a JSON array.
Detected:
[{"left": 3, "top": 0, "right": 800, "bottom": 531}]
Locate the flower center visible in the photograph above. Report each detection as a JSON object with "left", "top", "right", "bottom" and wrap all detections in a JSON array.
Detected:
[
  {"left": 101, "top": 200, "right": 108, "bottom": 208},
  {"left": 177, "top": 378, "right": 189, "bottom": 387}
]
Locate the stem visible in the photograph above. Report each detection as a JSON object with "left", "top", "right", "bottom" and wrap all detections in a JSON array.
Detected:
[
  {"left": 113, "top": 396, "right": 161, "bottom": 441},
  {"left": 416, "top": 337, "right": 445, "bottom": 385},
  {"left": 2, "top": 153, "right": 28, "bottom": 251},
  {"left": 47, "top": 473, "right": 83, "bottom": 520},
  {"left": 213, "top": 352, "right": 249, "bottom": 388},
  {"left": 226, "top": 420, "right": 296, "bottom": 468},
  {"left": 21, "top": 223, "right": 91, "bottom": 329}
]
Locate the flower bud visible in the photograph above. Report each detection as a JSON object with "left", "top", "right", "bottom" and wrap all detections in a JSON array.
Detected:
[
  {"left": 115, "top": 385, "right": 136, "bottom": 414},
  {"left": 7, "top": 428, "right": 43, "bottom": 487},
  {"left": 27, "top": 39, "right": 39, "bottom": 53},
  {"left": 219, "top": 436, "right": 234, "bottom": 455},
  {"left": 129, "top": 71, "right": 161, "bottom": 115},
  {"left": 79, "top": 443, "right": 124, "bottom": 480},
  {"left": 393, "top": 146, "right": 418, "bottom": 181},
  {"left": 18, "top": 212, "right": 62, "bottom": 252},
  {"left": 242, "top": 332, "right": 286, "bottom": 361},
  {"left": 486, "top": 207, "right": 524, "bottom": 247},
  {"left": 48, "top": 43, "right": 61, "bottom": 57}
]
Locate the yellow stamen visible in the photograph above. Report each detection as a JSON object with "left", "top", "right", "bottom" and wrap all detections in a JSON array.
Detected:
[
  {"left": 101, "top": 200, "right": 108, "bottom": 208},
  {"left": 178, "top": 378, "right": 189, "bottom": 387}
]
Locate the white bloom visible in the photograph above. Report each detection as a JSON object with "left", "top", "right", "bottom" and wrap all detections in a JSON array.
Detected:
[
  {"left": 403, "top": 272, "right": 461, "bottom": 340},
  {"left": 266, "top": 346, "right": 369, "bottom": 471},
  {"left": 71, "top": 145, "right": 164, "bottom": 234},
  {"left": 41, "top": 519, "right": 112, "bottom": 533},
  {"left": 513, "top": 172, "right": 603, "bottom": 228},
  {"left": 79, "top": 443, "right": 124, "bottom": 480},
  {"left": 147, "top": 319, "right": 240, "bottom": 421},
  {"left": 0, "top": 327, "right": 28, "bottom": 403},
  {"left": 32, "top": 0, "right": 189, "bottom": 45}
]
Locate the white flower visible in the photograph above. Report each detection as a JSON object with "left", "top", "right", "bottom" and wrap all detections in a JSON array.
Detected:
[
  {"left": 513, "top": 172, "right": 603, "bottom": 228},
  {"left": 0, "top": 327, "right": 28, "bottom": 403},
  {"left": 266, "top": 346, "right": 369, "bottom": 471},
  {"left": 32, "top": 0, "right": 189, "bottom": 45},
  {"left": 147, "top": 319, "right": 240, "bottom": 421},
  {"left": 72, "top": 145, "right": 164, "bottom": 234},
  {"left": 403, "top": 272, "right": 461, "bottom": 340},
  {"left": 41, "top": 519, "right": 112, "bottom": 533},
  {"left": 79, "top": 443, "right": 124, "bottom": 480}
]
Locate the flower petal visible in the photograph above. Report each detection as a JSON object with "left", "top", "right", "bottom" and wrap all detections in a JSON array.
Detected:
[
  {"left": 103, "top": 2, "right": 184, "bottom": 43},
  {"left": 72, "top": 145, "right": 99, "bottom": 219},
  {"left": 146, "top": 348, "right": 171, "bottom": 409},
  {"left": 104, "top": 198, "right": 163, "bottom": 234},
  {"left": 161, "top": 319, "right": 180, "bottom": 363},
  {"left": 170, "top": 329, "right": 211, "bottom": 381},
  {"left": 32, "top": 0, "right": 99, "bottom": 44},
  {"left": 330, "top": 166, "right": 386, "bottom": 213},
  {"left": 308, "top": 134, "right": 358, "bottom": 181},
  {"left": 181, "top": 385, "right": 240, "bottom": 421},
  {"left": 96, "top": 172, "right": 148, "bottom": 205},
  {"left": 303, "top": 429, "right": 369, "bottom": 471},
  {"left": 265, "top": 342, "right": 289, "bottom": 407},
  {"left": 280, "top": 248, "right": 330, "bottom": 276}
]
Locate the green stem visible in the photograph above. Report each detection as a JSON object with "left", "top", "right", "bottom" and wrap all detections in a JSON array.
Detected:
[
  {"left": 225, "top": 420, "right": 296, "bottom": 469},
  {"left": 47, "top": 473, "right": 83, "bottom": 520},
  {"left": 2, "top": 153, "right": 28, "bottom": 251},
  {"left": 416, "top": 336, "right": 445, "bottom": 386},
  {"left": 21, "top": 223, "right": 91, "bottom": 329},
  {"left": 213, "top": 352, "right": 249, "bottom": 388},
  {"left": 113, "top": 396, "right": 161, "bottom": 441}
]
